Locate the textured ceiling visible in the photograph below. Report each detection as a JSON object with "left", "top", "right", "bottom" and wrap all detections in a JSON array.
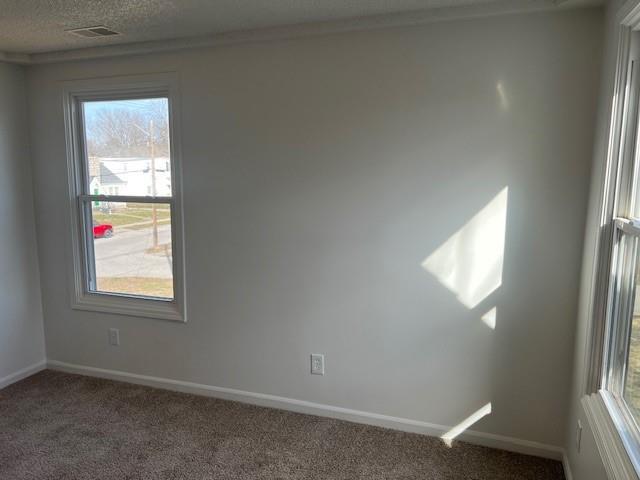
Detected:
[{"left": 0, "top": 0, "right": 591, "bottom": 55}]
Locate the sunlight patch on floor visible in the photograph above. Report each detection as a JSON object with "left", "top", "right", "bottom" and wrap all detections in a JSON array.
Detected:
[{"left": 441, "top": 403, "right": 493, "bottom": 447}]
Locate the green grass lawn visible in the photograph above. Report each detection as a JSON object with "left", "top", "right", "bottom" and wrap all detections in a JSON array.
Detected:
[
  {"left": 96, "top": 277, "right": 173, "bottom": 299},
  {"left": 93, "top": 204, "right": 170, "bottom": 229},
  {"left": 124, "top": 219, "right": 171, "bottom": 230}
]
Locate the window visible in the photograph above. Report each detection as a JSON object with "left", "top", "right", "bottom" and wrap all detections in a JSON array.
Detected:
[
  {"left": 591, "top": 27, "right": 640, "bottom": 476},
  {"left": 64, "top": 75, "right": 185, "bottom": 321}
]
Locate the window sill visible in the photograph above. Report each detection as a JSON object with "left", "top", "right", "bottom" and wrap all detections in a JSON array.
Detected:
[
  {"left": 72, "top": 291, "right": 185, "bottom": 322},
  {"left": 582, "top": 391, "right": 640, "bottom": 480}
]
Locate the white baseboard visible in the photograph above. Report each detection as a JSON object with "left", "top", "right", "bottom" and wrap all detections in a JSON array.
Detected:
[
  {"left": 47, "top": 359, "right": 564, "bottom": 461},
  {"left": 0, "top": 360, "right": 46, "bottom": 389}
]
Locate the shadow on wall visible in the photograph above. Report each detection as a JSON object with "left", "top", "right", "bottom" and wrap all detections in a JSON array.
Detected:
[{"left": 422, "top": 186, "right": 508, "bottom": 445}]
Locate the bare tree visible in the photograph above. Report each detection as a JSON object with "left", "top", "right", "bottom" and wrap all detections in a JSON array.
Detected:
[{"left": 85, "top": 100, "right": 169, "bottom": 157}]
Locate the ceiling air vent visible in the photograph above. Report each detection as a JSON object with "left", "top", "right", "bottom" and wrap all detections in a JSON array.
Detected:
[{"left": 67, "top": 26, "right": 120, "bottom": 38}]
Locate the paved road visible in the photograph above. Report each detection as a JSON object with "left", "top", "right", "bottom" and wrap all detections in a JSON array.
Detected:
[{"left": 94, "top": 224, "right": 172, "bottom": 278}]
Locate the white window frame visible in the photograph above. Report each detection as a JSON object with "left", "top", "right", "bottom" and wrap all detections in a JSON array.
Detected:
[
  {"left": 581, "top": 1, "right": 640, "bottom": 478},
  {"left": 63, "top": 73, "right": 186, "bottom": 322}
]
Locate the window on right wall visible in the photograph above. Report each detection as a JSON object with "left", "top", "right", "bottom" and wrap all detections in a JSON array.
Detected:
[{"left": 595, "top": 27, "right": 640, "bottom": 475}]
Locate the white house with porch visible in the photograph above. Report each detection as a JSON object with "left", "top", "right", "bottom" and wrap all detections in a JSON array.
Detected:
[{"left": 89, "top": 156, "right": 172, "bottom": 197}]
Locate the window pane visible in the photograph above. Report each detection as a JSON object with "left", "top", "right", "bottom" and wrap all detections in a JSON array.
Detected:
[
  {"left": 624, "top": 234, "right": 640, "bottom": 420},
  {"left": 89, "top": 201, "right": 173, "bottom": 299},
  {"left": 82, "top": 98, "right": 171, "bottom": 196}
]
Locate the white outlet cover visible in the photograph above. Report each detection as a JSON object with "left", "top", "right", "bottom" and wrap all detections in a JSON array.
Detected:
[
  {"left": 109, "top": 328, "right": 120, "bottom": 346},
  {"left": 576, "top": 419, "right": 583, "bottom": 452},
  {"left": 311, "top": 354, "right": 324, "bottom": 375}
]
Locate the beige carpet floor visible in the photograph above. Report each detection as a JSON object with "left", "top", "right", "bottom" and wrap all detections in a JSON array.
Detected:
[{"left": 0, "top": 370, "right": 565, "bottom": 479}]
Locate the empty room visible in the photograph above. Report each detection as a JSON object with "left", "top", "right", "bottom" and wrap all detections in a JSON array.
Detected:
[{"left": 3, "top": 0, "right": 640, "bottom": 478}]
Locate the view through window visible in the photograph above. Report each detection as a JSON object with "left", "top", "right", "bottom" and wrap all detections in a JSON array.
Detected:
[
  {"left": 625, "top": 257, "right": 640, "bottom": 420},
  {"left": 81, "top": 97, "right": 174, "bottom": 299}
]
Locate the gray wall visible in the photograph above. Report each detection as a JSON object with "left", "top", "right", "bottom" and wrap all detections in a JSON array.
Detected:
[
  {"left": 0, "top": 62, "right": 45, "bottom": 382},
  {"left": 564, "top": 0, "right": 624, "bottom": 478},
  {"left": 27, "top": 8, "right": 602, "bottom": 447}
]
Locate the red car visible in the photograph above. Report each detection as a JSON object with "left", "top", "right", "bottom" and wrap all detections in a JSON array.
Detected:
[{"left": 93, "top": 221, "right": 114, "bottom": 238}]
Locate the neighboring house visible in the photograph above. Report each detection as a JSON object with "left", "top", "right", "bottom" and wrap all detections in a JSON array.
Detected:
[
  {"left": 89, "top": 157, "right": 171, "bottom": 197},
  {"left": 89, "top": 164, "right": 126, "bottom": 196}
]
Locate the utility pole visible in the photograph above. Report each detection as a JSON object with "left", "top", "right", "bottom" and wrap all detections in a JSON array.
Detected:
[
  {"left": 132, "top": 120, "right": 160, "bottom": 248},
  {"left": 149, "top": 119, "right": 158, "bottom": 248}
]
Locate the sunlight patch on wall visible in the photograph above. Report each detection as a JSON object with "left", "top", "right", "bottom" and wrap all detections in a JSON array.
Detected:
[
  {"left": 481, "top": 306, "right": 497, "bottom": 330},
  {"left": 441, "top": 402, "right": 492, "bottom": 447},
  {"left": 422, "top": 188, "right": 508, "bottom": 309}
]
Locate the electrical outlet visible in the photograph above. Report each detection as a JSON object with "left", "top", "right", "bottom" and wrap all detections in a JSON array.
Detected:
[
  {"left": 576, "top": 419, "right": 583, "bottom": 452},
  {"left": 108, "top": 328, "right": 120, "bottom": 346},
  {"left": 311, "top": 354, "right": 324, "bottom": 375}
]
